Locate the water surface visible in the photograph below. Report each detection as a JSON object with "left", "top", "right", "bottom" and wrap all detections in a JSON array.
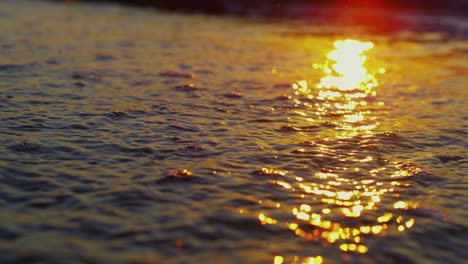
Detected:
[{"left": 0, "top": 1, "right": 467, "bottom": 263}]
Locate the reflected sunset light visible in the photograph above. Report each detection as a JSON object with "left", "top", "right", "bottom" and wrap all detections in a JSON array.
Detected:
[
  {"left": 260, "top": 40, "right": 419, "bottom": 263},
  {"left": 1, "top": 1, "right": 464, "bottom": 264},
  {"left": 318, "top": 40, "right": 376, "bottom": 92},
  {"left": 292, "top": 39, "right": 387, "bottom": 138}
]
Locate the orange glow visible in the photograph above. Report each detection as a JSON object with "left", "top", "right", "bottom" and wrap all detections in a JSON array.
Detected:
[
  {"left": 175, "top": 240, "right": 183, "bottom": 248},
  {"left": 258, "top": 213, "right": 277, "bottom": 225},
  {"left": 357, "top": 245, "right": 369, "bottom": 253},
  {"left": 169, "top": 169, "right": 192, "bottom": 177},
  {"left": 377, "top": 212, "right": 393, "bottom": 223},
  {"left": 256, "top": 39, "right": 415, "bottom": 262},
  {"left": 340, "top": 244, "right": 348, "bottom": 251},
  {"left": 305, "top": 256, "right": 323, "bottom": 264},
  {"left": 273, "top": 255, "right": 323, "bottom": 264},
  {"left": 340, "top": 243, "right": 368, "bottom": 253},
  {"left": 288, "top": 223, "right": 299, "bottom": 230},
  {"left": 258, "top": 168, "right": 288, "bottom": 176},
  {"left": 291, "top": 39, "right": 386, "bottom": 140}
]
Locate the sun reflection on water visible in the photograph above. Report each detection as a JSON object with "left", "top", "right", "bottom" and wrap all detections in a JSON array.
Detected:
[
  {"left": 292, "top": 39, "right": 388, "bottom": 138},
  {"left": 251, "top": 40, "right": 420, "bottom": 263},
  {"left": 318, "top": 39, "right": 376, "bottom": 92},
  {"left": 274, "top": 255, "right": 323, "bottom": 264}
]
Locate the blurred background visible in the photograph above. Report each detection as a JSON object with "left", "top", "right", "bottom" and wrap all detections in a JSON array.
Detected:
[{"left": 58, "top": 0, "right": 468, "bottom": 16}]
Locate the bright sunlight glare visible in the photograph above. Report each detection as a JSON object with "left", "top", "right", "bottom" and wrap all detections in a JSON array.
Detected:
[{"left": 317, "top": 39, "right": 376, "bottom": 92}]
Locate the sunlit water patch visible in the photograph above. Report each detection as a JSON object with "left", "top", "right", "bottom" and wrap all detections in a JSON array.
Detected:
[
  {"left": 249, "top": 40, "right": 446, "bottom": 263},
  {"left": 0, "top": 1, "right": 467, "bottom": 264}
]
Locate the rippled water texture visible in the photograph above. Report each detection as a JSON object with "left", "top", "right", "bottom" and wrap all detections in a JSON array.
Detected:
[{"left": 0, "top": 1, "right": 467, "bottom": 263}]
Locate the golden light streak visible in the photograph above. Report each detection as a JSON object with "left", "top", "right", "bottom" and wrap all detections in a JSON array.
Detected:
[
  {"left": 405, "top": 219, "right": 415, "bottom": 228},
  {"left": 371, "top": 225, "right": 383, "bottom": 234},
  {"left": 377, "top": 213, "right": 393, "bottom": 223},
  {"left": 255, "top": 40, "right": 416, "bottom": 263},
  {"left": 305, "top": 256, "right": 323, "bottom": 264},
  {"left": 357, "top": 245, "right": 368, "bottom": 253},
  {"left": 393, "top": 201, "right": 408, "bottom": 209},
  {"left": 276, "top": 181, "right": 292, "bottom": 189},
  {"left": 258, "top": 213, "right": 277, "bottom": 225}
]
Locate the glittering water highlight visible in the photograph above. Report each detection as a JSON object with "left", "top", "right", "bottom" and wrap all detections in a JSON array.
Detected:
[{"left": 255, "top": 40, "right": 426, "bottom": 263}]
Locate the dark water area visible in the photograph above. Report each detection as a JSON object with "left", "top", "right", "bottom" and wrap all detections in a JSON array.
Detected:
[{"left": 0, "top": 0, "right": 467, "bottom": 263}]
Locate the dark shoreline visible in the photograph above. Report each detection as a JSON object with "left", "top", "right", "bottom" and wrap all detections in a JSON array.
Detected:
[
  {"left": 47, "top": 0, "right": 468, "bottom": 38},
  {"left": 53, "top": 0, "right": 468, "bottom": 17}
]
